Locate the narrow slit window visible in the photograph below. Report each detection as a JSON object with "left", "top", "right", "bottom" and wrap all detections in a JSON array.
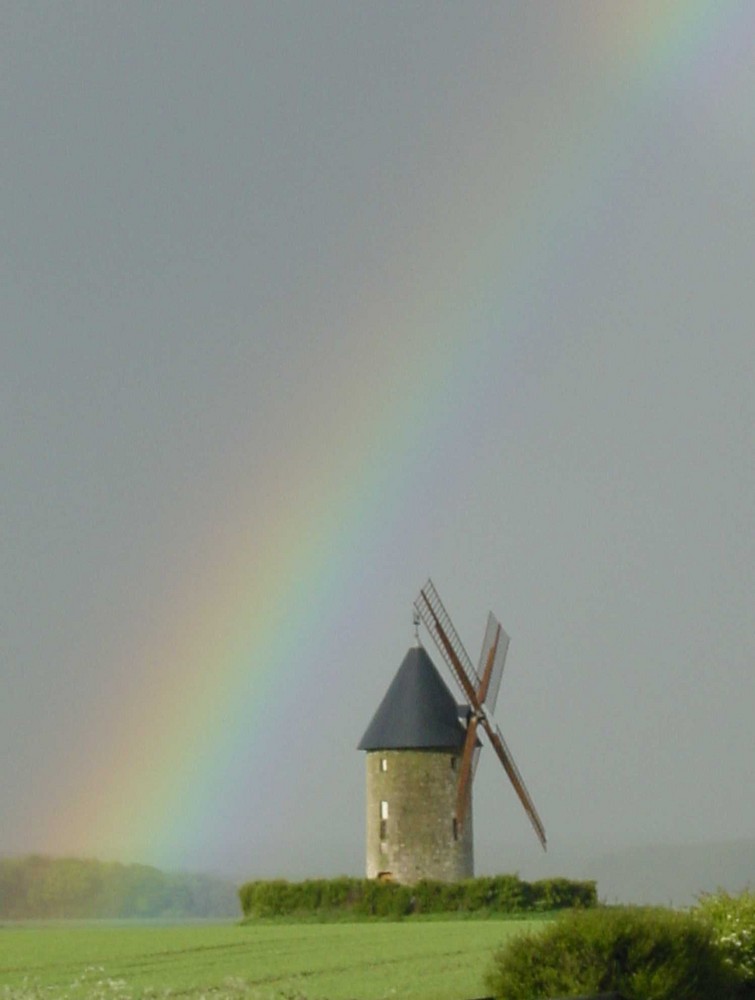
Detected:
[{"left": 380, "top": 757, "right": 388, "bottom": 772}]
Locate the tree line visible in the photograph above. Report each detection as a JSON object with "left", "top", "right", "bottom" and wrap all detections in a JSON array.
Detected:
[{"left": 0, "top": 855, "right": 240, "bottom": 918}]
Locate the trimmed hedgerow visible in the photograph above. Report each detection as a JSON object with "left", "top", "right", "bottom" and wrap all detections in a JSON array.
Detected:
[
  {"left": 484, "top": 905, "right": 740, "bottom": 1000},
  {"left": 238, "top": 874, "right": 596, "bottom": 919}
]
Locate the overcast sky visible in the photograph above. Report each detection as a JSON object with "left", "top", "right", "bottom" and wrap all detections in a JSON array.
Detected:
[{"left": 2, "top": 3, "right": 753, "bottom": 884}]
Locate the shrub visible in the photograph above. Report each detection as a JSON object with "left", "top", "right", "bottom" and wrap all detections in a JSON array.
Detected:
[
  {"left": 357, "top": 880, "right": 413, "bottom": 917},
  {"left": 242, "top": 879, "right": 294, "bottom": 917},
  {"left": 489, "top": 874, "right": 531, "bottom": 913},
  {"left": 695, "top": 889, "right": 755, "bottom": 988},
  {"left": 485, "top": 906, "right": 740, "bottom": 1000},
  {"left": 532, "top": 876, "right": 597, "bottom": 911},
  {"left": 320, "top": 876, "right": 356, "bottom": 910},
  {"left": 460, "top": 876, "right": 495, "bottom": 912},
  {"left": 411, "top": 878, "right": 448, "bottom": 914}
]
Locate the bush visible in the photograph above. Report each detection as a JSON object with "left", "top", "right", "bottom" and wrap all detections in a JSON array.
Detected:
[
  {"left": 532, "top": 876, "right": 596, "bottom": 911},
  {"left": 490, "top": 874, "right": 531, "bottom": 913},
  {"left": 485, "top": 906, "right": 740, "bottom": 1000},
  {"left": 242, "top": 879, "right": 295, "bottom": 917},
  {"left": 695, "top": 889, "right": 755, "bottom": 988},
  {"left": 357, "top": 880, "right": 413, "bottom": 917},
  {"left": 410, "top": 878, "right": 448, "bottom": 914}
]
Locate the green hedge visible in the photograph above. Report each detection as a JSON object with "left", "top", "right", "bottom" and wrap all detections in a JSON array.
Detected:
[
  {"left": 238, "top": 874, "right": 596, "bottom": 919},
  {"left": 485, "top": 906, "right": 740, "bottom": 1000}
]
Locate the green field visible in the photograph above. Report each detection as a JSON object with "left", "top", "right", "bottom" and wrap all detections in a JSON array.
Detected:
[{"left": 0, "top": 919, "right": 545, "bottom": 999}]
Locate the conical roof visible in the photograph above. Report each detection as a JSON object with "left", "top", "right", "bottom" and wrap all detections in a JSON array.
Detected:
[{"left": 358, "top": 645, "right": 467, "bottom": 751}]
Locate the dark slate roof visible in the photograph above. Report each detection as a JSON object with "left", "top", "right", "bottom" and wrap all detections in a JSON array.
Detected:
[{"left": 358, "top": 645, "right": 467, "bottom": 751}]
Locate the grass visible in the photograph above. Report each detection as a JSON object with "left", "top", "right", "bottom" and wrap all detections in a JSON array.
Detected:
[{"left": 0, "top": 918, "right": 546, "bottom": 999}]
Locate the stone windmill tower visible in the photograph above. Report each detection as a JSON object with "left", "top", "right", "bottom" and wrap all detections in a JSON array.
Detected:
[
  {"left": 358, "top": 641, "right": 474, "bottom": 883},
  {"left": 358, "top": 580, "right": 546, "bottom": 885}
]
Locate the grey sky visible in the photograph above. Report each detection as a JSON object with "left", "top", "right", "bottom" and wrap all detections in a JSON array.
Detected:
[{"left": 1, "top": 3, "right": 753, "bottom": 893}]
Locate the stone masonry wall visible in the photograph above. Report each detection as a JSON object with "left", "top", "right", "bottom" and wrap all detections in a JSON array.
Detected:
[{"left": 365, "top": 749, "right": 473, "bottom": 883}]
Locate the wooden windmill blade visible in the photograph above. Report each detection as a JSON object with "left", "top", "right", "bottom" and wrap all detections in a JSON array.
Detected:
[
  {"left": 414, "top": 579, "right": 481, "bottom": 707},
  {"left": 482, "top": 719, "right": 547, "bottom": 850},
  {"left": 476, "top": 612, "right": 510, "bottom": 714},
  {"left": 454, "top": 715, "right": 479, "bottom": 828}
]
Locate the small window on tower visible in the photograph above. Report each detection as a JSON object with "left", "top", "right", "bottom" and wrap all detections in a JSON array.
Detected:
[
  {"left": 450, "top": 756, "right": 456, "bottom": 771},
  {"left": 380, "top": 800, "right": 389, "bottom": 841},
  {"left": 380, "top": 757, "right": 388, "bottom": 772},
  {"left": 452, "top": 817, "right": 459, "bottom": 842},
  {"left": 380, "top": 800, "right": 389, "bottom": 820}
]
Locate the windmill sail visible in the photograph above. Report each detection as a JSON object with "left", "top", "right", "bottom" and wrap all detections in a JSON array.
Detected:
[
  {"left": 483, "top": 720, "right": 547, "bottom": 850},
  {"left": 454, "top": 715, "right": 479, "bottom": 827},
  {"left": 476, "top": 612, "right": 510, "bottom": 714},
  {"left": 414, "top": 579, "right": 480, "bottom": 702}
]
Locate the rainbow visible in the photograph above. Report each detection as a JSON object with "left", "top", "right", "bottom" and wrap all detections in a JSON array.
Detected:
[{"left": 51, "top": 3, "right": 747, "bottom": 866}]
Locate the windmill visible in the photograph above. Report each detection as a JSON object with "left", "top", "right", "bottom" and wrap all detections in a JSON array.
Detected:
[{"left": 358, "top": 579, "right": 545, "bottom": 884}]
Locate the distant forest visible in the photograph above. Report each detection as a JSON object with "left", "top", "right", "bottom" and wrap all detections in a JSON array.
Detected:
[{"left": 0, "top": 855, "right": 240, "bottom": 919}]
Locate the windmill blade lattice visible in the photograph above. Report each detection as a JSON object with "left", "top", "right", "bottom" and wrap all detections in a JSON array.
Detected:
[
  {"left": 476, "top": 612, "right": 510, "bottom": 714},
  {"left": 414, "top": 579, "right": 481, "bottom": 701},
  {"left": 483, "top": 719, "right": 547, "bottom": 850}
]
